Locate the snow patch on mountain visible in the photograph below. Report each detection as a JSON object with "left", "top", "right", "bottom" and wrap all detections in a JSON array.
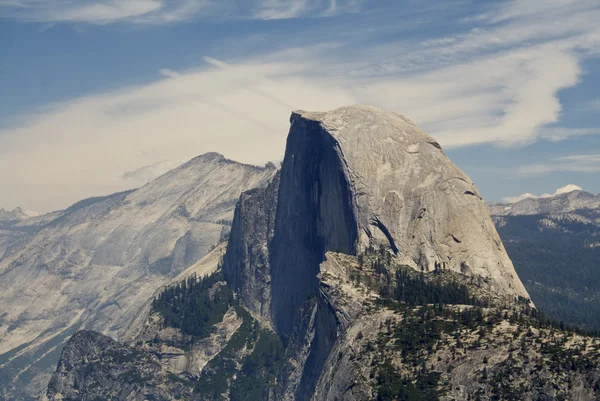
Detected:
[
  {"left": 503, "top": 184, "right": 583, "bottom": 203},
  {"left": 490, "top": 185, "right": 599, "bottom": 216}
]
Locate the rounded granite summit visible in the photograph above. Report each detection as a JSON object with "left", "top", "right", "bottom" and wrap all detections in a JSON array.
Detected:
[
  {"left": 272, "top": 105, "right": 530, "bottom": 332},
  {"left": 291, "top": 104, "right": 441, "bottom": 148}
]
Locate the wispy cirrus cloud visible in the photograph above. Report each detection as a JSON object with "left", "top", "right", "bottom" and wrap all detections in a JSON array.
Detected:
[
  {"left": 538, "top": 127, "right": 600, "bottom": 142},
  {"left": 0, "top": 0, "right": 172, "bottom": 24},
  {"left": 0, "top": 0, "right": 363, "bottom": 24},
  {"left": 337, "top": 0, "right": 600, "bottom": 148},
  {"left": 2, "top": 0, "right": 600, "bottom": 211},
  {"left": 159, "top": 68, "right": 180, "bottom": 78},
  {"left": 516, "top": 155, "right": 600, "bottom": 176},
  {"left": 250, "top": 0, "right": 362, "bottom": 20},
  {"left": 0, "top": 56, "right": 355, "bottom": 212},
  {"left": 122, "top": 159, "right": 180, "bottom": 182}
]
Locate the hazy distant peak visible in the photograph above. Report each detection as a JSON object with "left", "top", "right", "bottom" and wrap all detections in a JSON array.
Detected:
[
  {"left": 0, "top": 206, "right": 32, "bottom": 222},
  {"left": 195, "top": 151, "right": 226, "bottom": 161},
  {"left": 503, "top": 184, "right": 583, "bottom": 203},
  {"left": 554, "top": 184, "right": 583, "bottom": 195},
  {"left": 503, "top": 192, "right": 538, "bottom": 204},
  {"left": 490, "top": 184, "right": 599, "bottom": 216}
]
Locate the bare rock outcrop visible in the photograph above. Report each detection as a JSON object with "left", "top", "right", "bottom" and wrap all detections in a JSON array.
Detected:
[
  {"left": 46, "top": 330, "right": 189, "bottom": 401},
  {"left": 222, "top": 171, "right": 280, "bottom": 321},
  {"left": 44, "top": 105, "right": 549, "bottom": 401},
  {"left": 271, "top": 105, "right": 530, "bottom": 337},
  {"left": 265, "top": 106, "right": 532, "bottom": 401},
  {"left": 0, "top": 152, "right": 276, "bottom": 400}
]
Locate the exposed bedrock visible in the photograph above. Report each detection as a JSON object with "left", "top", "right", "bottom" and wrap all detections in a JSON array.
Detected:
[
  {"left": 223, "top": 171, "right": 280, "bottom": 320},
  {"left": 270, "top": 106, "right": 530, "bottom": 337},
  {"left": 270, "top": 115, "right": 359, "bottom": 337},
  {"left": 42, "top": 105, "right": 538, "bottom": 401},
  {"left": 266, "top": 105, "right": 532, "bottom": 399}
]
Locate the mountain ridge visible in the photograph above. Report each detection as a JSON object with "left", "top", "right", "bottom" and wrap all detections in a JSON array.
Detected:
[
  {"left": 0, "top": 207, "right": 32, "bottom": 224},
  {"left": 0, "top": 152, "right": 276, "bottom": 400},
  {"left": 43, "top": 105, "right": 556, "bottom": 401},
  {"left": 15, "top": 105, "right": 599, "bottom": 401},
  {"left": 489, "top": 189, "right": 600, "bottom": 216}
]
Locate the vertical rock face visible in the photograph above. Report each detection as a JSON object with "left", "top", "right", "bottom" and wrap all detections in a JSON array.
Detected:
[
  {"left": 270, "top": 295, "right": 338, "bottom": 401},
  {"left": 271, "top": 106, "right": 529, "bottom": 337},
  {"left": 223, "top": 171, "right": 280, "bottom": 320},
  {"left": 270, "top": 116, "right": 359, "bottom": 336},
  {"left": 263, "top": 105, "right": 532, "bottom": 400},
  {"left": 43, "top": 105, "right": 542, "bottom": 401}
]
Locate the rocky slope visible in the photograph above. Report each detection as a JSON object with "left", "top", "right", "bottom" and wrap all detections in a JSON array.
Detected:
[
  {"left": 310, "top": 252, "right": 600, "bottom": 401},
  {"left": 47, "top": 265, "right": 283, "bottom": 401},
  {"left": 41, "top": 105, "right": 561, "bottom": 401},
  {"left": 222, "top": 171, "right": 280, "bottom": 321},
  {"left": 0, "top": 207, "right": 35, "bottom": 260},
  {"left": 47, "top": 250, "right": 600, "bottom": 401},
  {"left": 46, "top": 330, "right": 185, "bottom": 401},
  {"left": 0, "top": 153, "right": 276, "bottom": 400},
  {"left": 270, "top": 106, "right": 529, "bottom": 337}
]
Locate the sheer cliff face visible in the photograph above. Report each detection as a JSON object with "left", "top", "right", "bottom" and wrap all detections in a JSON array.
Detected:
[
  {"left": 43, "top": 105, "right": 539, "bottom": 401},
  {"left": 270, "top": 116, "right": 360, "bottom": 336},
  {"left": 271, "top": 106, "right": 529, "bottom": 336},
  {"left": 0, "top": 153, "right": 275, "bottom": 400},
  {"left": 222, "top": 172, "right": 280, "bottom": 320}
]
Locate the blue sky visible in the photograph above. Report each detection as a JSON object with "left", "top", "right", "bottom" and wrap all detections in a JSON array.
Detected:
[{"left": 1, "top": 0, "right": 599, "bottom": 212}]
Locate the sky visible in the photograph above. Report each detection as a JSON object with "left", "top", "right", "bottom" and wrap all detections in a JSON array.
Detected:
[{"left": 0, "top": 0, "right": 599, "bottom": 213}]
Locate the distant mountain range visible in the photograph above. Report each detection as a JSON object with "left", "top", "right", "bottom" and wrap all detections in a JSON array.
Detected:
[
  {"left": 489, "top": 188, "right": 600, "bottom": 215},
  {"left": 0, "top": 207, "right": 35, "bottom": 225},
  {"left": 488, "top": 188, "right": 600, "bottom": 331}
]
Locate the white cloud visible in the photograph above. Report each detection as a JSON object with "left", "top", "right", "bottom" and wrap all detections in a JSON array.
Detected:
[
  {"left": 503, "top": 184, "right": 584, "bottom": 203},
  {"left": 1, "top": 0, "right": 169, "bottom": 24},
  {"left": 2, "top": 0, "right": 600, "bottom": 212},
  {"left": 351, "top": 44, "right": 584, "bottom": 148},
  {"left": 538, "top": 127, "right": 600, "bottom": 142},
  {"left": 0, "top": 57, "right": 356, "bottom": 212},
  {"left": 159, "top": 68, "right": 180, "bottom": 78},
  {"left": 488, "top": 0, "right": 598, "bottom": 24},
  {"left": 0, "top": 0, "right": 363, "bottom": 24},
  {"left": 249, "top": 0, "right": 362, "bottom": 20},
  {"left": 56, "top": 0, "right": 162, "bottom": 23},
  {"left": 334, "top": 0, "right": 600, "bottom": 148},
  {"left": 122, "top": 159, "right": 180, "bottom": 183},
  {"left": 251, "top": 0, "right": 312, "bottom": 20},
  {"left": 502, "top": 193, "right": 538, "bottom": 203},
  {"left": 554, "top": 184, "right": 583, "bottom": 195},
  {"left": 516, "top": 155, "right": 600, "bottom": 177}
]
